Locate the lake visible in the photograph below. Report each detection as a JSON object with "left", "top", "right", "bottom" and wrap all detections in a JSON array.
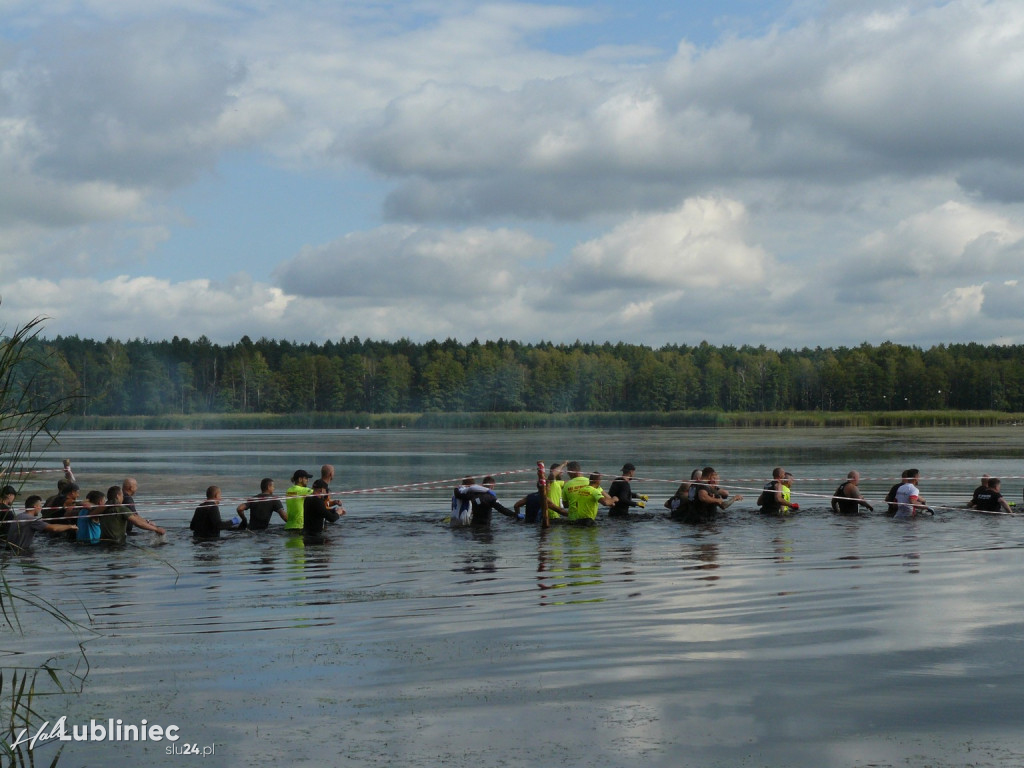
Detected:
[{"left": 5, "top": 426, "right": 1024, "bottom": 767}]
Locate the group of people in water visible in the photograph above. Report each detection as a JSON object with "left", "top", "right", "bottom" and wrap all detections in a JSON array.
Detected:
[
  {"left": 0, "top": 466, "right": 166, "bottom": 554},
  {"left": 0, "top": 462, "right": 348, "bottom": 553},
  {"left": 190, "top": 465, "right": 347, "bottom": 540},
  {"left": 452, "top": 463, "right": 1021, "bottom": 528},
  {"left": 450, "top": 461, "right": 652, "bottom": 528},
  {"left": 1, "top": 459, "right": 1019, "bottom": 551}
]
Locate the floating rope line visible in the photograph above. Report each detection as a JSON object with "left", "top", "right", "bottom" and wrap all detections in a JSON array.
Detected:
[{"left": 336, "top": 467, "right": 535, "bottom": 496}]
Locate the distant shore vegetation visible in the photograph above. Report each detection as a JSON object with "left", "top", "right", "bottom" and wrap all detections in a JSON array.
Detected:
[{"left": 13, "top": 334, "right": 1024, "bottom": 428}]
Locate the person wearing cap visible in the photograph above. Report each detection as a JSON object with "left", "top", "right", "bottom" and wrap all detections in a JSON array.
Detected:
[
  {"left": 0, "top": 485, "right": 17, "bottom": 546},
  {"left": 608, "top": 463, "right": 648, "bottom": 518},
  {"left": 284, "top": 470, "right": 313, "bottom": 531}
]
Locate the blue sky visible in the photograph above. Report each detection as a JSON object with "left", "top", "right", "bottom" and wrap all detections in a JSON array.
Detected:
[{"left": 2, "top": 0, "right": 1024, "bottom": 348}]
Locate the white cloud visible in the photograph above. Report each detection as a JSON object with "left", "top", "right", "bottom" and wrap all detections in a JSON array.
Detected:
[
  {"left": 853, "top": 201, "right": 1024, "bottom": 282},
  {"left": 0, "top": 274, "right": 293, "bottom": 341},
  {"left": 4, "top": 1, "right": 1024, "bottom": 348},
  {"left": 569, "top": 197, "right": 770, "bottom": 290}
]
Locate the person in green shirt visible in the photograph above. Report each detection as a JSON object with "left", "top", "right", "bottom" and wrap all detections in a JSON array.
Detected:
[
  {"left": 563, "top": 468, "right": 616, "bottom": 523},
  {"left": 95, "top": 485, "right": 166, "bottom": 545},
  {"left": 545, "top": 461, "right": 566, "bottom": 522},
  {"left": 284, "top": 469, "right": 313, "bottom": 531}
]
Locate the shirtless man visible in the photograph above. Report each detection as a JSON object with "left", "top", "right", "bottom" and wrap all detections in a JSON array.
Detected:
[
  {"left": 757, "top": 467, "right": 789, "bottom": 515},
  {"left": 831, "top": 471, "right": 875, "bottom": 515},
  {"left": 684, "top": 467, "right": 743, "bottom": 524}
]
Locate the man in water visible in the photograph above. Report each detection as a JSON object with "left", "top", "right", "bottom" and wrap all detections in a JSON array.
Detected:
[
  {"left": 608, "top": 463, "right": 649, "bottom": 518},
  {"left": 450, "top": 477, "right": 493, "bottom": 527},
  {"left": 319, "top": 464, "right": 346, "bottom": 518},
  {"left": 7, "top": 495, "right": 76, "bottom": 553},
  {"left": 97, "top": 485, "right": 167, "bottom": 544},
  {"left": 757, "top": 467, "right": 793, "bottom": 515},
  {"left": 43, "top": 481, "right": 80, "bottom": 525},
  {"left": 0, "top": 485, "right": 16, "bottom": 547},
  {"left": 970, "top": 477, "right": 1014, "bottom": 514},
  {"left": 969, "top": 475, "right": 991, "bottom": 508},
  {"left": 545, "top": 461, "right": 566, "bottom": 522},
  {"left": 237, "top": 478, "right": 287, "bottom": 530},
  {"left": 666, "top": 469, "right": 702, "bottom": 521},
  {"left": 782, "top": 472, "right": 798, "bottom": 512},
  {"left": 513, "top": 485, "right": 565, "bottom": 524},
  {"left": 284, "top": 470, "right": 314, "bottom": 531},
  {"left": 469, "top": 476, "right": 515, "bottom": 525},
  {"left": 76, "top": 490, "right": 105, "bottom": 543},
  {"left": 563, "top": 470, "right": 616, "bottom": 523},
  {"left": 893, "top": 469, "right": 927, "bottom": 520},
  {"left": 885, "top": 470, "right": 915, "bottom": 516},
  {"left": 684, "top": 467, "right": 742, "bottom": 524},
  {"left": 190, "top": 486, "right": 246, "bottom": 539},
  {"left": 121, "top": 476, "right": 145, "bottom": 535},
  {"left": 304, "top": 479, "right": 343, "bottom": 540},
  {"left": 831, "top": 470, "right": 875, "bottom": 514}
]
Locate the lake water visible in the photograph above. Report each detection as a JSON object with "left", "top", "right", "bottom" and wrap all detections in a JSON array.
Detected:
[{"left": 6, "top": 426, "right": 1024, "bottom": 767}]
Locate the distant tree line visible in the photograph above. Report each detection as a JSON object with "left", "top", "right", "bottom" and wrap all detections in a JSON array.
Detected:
[{"left": 14, "top": 335, "right": 1024, "bottom": 417}]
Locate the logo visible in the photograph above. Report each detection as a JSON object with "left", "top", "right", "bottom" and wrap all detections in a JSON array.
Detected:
[{"left": 10, "top": 717, "right": 181, "bottom": 751}]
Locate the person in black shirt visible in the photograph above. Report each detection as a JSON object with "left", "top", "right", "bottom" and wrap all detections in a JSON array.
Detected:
[
  {"left": 190, "top": 486, "right": 245, "bottom": 539},
  {"left": 971, "top": 477, "right": 1013, "bottom": 514},
  {"left": 0, "top": 485, "right": 16, "bottom": 546},
  {"left": 513, "top": 487, "right": 564, "bottom": 524},
  {"left": 608, "top": 463, "right": 648, "bottom": 518},
  {"left": 303, "top": 479, "right": 343, "bottom": 540},
  {"left": 969, "top": 475, "right": 991, "bottom": 508},
  {"left": 237, "top": 478, "right": 286, "bottom": 530},
  {"left": 469, "top": 476, "right": 515, "bottom": 525}
]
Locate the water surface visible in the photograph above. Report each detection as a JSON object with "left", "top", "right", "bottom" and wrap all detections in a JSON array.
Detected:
[{"left": 6, "top": 426, "right": 1024, "bottom": 767}]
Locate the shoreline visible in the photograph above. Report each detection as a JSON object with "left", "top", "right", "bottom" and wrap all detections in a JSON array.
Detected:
[{"left": 61, "top": 409, "right": 1024, "bottom": 430}]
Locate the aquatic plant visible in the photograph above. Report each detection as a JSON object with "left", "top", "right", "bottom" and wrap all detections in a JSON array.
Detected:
[{"left": 0, "top": 308, "right": 81, "bottom": 766}]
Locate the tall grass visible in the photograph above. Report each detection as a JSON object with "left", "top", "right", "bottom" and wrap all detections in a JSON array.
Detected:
[
  {"left": 62, "top": 409, "right": 1024, "bottom": 430},
  {"left": 0, "top": 566, "right": 92, "bottom": 766},
  {"left": 2, "top": 309, "right": 82, "bottom": 767}
]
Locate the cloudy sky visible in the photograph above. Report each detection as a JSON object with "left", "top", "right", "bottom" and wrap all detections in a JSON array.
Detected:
[{"left": 2, "top": 0, "right": 1023, "bottom": 348}]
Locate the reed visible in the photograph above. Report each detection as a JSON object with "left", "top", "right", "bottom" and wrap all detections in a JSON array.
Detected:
[{"left": 62, "top": 409, "right": 1024, "bottom": 430}]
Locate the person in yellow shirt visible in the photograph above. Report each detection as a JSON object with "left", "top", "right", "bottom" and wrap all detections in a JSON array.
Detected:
[
  {"left": 284, "top": 469, "right": 313, "bottom": 531},
  {"left": 563, "top": 467, "right": 616, "bottom": 523}
]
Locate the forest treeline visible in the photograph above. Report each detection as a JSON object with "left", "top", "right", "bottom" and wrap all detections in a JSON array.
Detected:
[{"left": 14, "top": 334, "right": 1024, "bottom": 419}]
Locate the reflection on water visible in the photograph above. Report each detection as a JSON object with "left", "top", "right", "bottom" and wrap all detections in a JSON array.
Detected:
[
  {"left": 5, "top": 426, "right": 1024, "bottom": 767},
  {"left": 537, "top": 525, "right": 605, "bottom": 605}
]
